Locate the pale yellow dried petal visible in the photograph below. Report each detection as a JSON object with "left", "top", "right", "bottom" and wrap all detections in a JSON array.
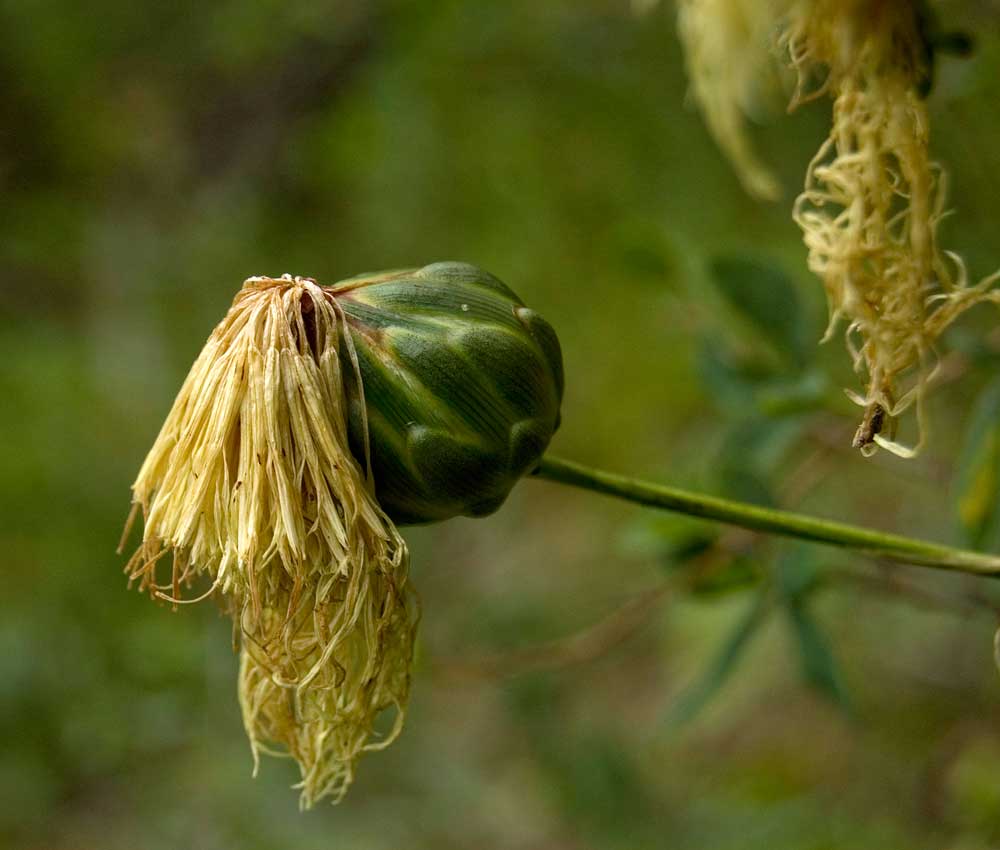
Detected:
[
  {"left": 239, "top": 568, "right": 418, "bottom": 808},
  {"left": 123, "top": 274, "right": 419, "bottom": 804}
]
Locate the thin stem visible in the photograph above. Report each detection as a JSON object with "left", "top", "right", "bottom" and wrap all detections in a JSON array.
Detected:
[{"left": 534, "top": 455, "right": 1000, "bottom": 576}]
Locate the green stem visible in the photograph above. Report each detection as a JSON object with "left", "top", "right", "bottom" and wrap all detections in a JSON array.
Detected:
[{"left": 534, "top": 455, "right": 1000, "bottom": 576}]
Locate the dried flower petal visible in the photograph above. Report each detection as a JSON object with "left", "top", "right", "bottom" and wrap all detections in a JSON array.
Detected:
[
  {"left": 238, "top": 566, "right": 418, "bottom": 807},
  {"left": 122, "top": 275, "right": 417, "bottom": 805}
]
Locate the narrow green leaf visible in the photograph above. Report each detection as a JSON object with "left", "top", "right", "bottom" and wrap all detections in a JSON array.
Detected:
[
  {"left": 775, "top": 545, "right": 849, "bottom": 709},
  {"left": 668, "top": 588, "right": 772, "bottom": 726},
  {"left": 994, "top": 626, "right": 1000, "bottom": 681},
  {"left": 774, "top": 543, "right": 825, "bottom": 600},
  {"left": 953, "top": 377, "right": 1000, "bottom": 550},
  {"left": 621, "top": 514, "right": 759, "bottom": 595},
  {"left": 686, "top": 555, "right": 762, "bottom": 598},
  {"left": 619, "top": 513, "right": 720, "bottom": 566},
  {"left": 784, "top": 599, "right": 850, "bottom": 709}
]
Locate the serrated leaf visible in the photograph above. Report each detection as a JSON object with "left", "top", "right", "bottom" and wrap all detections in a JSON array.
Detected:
[
  {"left": 709, "top": 255, "right": 810, "bottom": 367},
  {"left": 668, "top": 588, "right": 771, "bottom": 726},
  {"left": 953, "top": 377, "right": 1000, "bottom": 550}
]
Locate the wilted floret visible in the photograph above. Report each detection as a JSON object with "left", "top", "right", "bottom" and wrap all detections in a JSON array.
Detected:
[
  {"left": 122, "top": 275, "right": 416, "bottom": 805},
  {"left": 677, "top": 0, "right": 1000, "bottom": 455},
  {"left": 238, "top": 564, "right": 417, "bottom": 807},
  {"left": 785, "top": 0, "right": 1000, "bottom": 455},
  {"left": 122, "top": 263, "right": 563, "bottom": 805}
]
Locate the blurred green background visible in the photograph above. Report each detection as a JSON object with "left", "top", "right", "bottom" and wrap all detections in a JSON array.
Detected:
[{"left": 6, "top": 1, "right": 1000, "bottom": 847}]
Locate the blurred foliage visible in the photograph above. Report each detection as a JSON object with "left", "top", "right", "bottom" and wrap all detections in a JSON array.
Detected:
[
  {"left": 954, "top": 377, "right": 1000, "bottom": 550},
  {"left": 5, "top": 1, "right": 1000, "bottom": 848}
]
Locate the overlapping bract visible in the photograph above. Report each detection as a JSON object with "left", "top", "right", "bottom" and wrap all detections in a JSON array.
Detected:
[{"left": 333, "top": 262, "right": 565, "bottom": 524}]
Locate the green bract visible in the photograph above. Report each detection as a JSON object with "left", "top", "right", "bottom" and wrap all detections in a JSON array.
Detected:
[{"left": 333, "top": 262, "right": 564, "bottom": 524}]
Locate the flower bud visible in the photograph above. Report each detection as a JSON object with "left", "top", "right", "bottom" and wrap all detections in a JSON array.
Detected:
[{"left": 333, "top": 262, "right": 564, "bottom": 524}]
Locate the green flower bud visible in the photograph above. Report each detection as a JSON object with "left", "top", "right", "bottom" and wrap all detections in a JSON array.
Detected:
[{"left": 334, "top": 262, "right": 564, "bottom": 524}]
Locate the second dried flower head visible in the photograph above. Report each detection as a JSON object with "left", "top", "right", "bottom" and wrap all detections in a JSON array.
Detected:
[{"left": 676, "top": 0, "right": 1000, "bottom": 455}]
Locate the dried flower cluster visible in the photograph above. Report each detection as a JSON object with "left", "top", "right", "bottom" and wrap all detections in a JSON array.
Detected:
[
  {"left": 676, "top": 0, "right": 1000, "bottom": 455},
  {"left": 121, "top": 275, "right": 418, "bottom": 807}
]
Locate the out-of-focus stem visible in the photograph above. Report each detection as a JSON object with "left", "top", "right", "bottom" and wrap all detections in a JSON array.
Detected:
[{"left": 534, "top": 455, "right": 1000, "bottom": 576}]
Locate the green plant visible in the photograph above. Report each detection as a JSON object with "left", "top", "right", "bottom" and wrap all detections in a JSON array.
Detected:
[{"left": 121, "top": 259, "right": 1000, "bottom": 807}]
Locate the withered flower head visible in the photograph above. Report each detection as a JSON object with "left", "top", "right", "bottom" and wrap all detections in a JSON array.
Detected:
[
  {"left": 677, "top": 0, "right": 1000, "bottom": 456},
  {"left": 784, "top": 0, "right": 1000, "bottom": 456},
  {"left": 121, "top": 263, "right": 563, "bottom": 806}
]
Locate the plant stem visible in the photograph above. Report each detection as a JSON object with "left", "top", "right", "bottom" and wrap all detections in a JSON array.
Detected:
[{"left": 534, "top": 455, "right": 1000, "bottom": 576}]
